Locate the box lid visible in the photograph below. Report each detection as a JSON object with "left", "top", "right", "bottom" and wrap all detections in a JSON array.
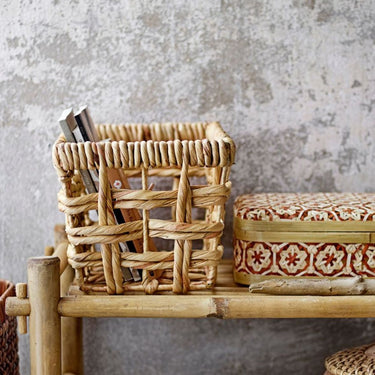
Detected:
[{"left": 234, "top": 193, "right": 375, "bottom": 222}]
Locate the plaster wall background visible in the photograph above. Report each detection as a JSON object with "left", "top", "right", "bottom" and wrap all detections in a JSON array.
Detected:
[{"left": 1, "top": 1, "right": 375, "bottom": 373}]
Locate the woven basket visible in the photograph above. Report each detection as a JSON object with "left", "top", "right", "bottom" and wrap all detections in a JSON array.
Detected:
[
  {"left": 0, "top": 280, "right": 19, "bottom": 375},
  {"left": 53, "top": 122, "right": 235, "bottom": 294},
  {"left": 325, "top": 343, "right": 375, "bottom": 375}
]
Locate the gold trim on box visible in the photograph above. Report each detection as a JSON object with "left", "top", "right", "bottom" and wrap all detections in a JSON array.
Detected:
[
  {"left": 234, "top": 216, "right": 375, "bottom": 232},
  {"left": 234, "top": 229, "right": 374, "bottom": 244},
  {"left": 233, "top": 270, "right": 350, "bottom": 286}
]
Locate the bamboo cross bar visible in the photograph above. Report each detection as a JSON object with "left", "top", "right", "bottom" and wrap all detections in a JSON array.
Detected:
[
  {"left": 15, "top": 283, "right": 27, "bottom": 334},
  {"left": 7, "top": 292, "right": 375, "bottom": 319},
  {"left": 57, "top": 294, "right": 375, "bottom": 318},
  {"left": 6, "top": 295, "right": 30, "bottom": 316},
  {"left": 7, "top": 259, "right": 375, "bottom": 324}
]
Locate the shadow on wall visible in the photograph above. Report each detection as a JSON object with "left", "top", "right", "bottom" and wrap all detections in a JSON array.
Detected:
[
  {"left": 83, "top": 317, "right": 375, "bottom": 375},
  {"left": 222, "top": 122, "right": 354, "bottom": 252}
]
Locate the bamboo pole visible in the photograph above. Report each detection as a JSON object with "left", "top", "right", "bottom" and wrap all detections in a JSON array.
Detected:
[
  {"left": 28, "top": 256, "right": 61, "bottom": 375},
  {"left": 8, "top": 290, "right": 375, "bottom": 319},
  {"left": 61, "top": 265, "right": 83, "bottom": 375},
  {"left": 15, "top": 283, "right": 27, "bottom": 334},
  {"left": 7, "top": 285, "right": 375, "bottom": 319},
  {"left": 57, "top": 293, "right": 375, "bottom": 319},
  {"left": 54, "top": 222, "right": 84, "bottom": 375},
  {"left": 54, "top": 241, "right": 69, "bottom": 275},
  {"left": 45, "top": 246, "right": 54, "bottom": 256},
  {"left": 54, "top": 223, "right": 67, "bottom": 247},
  {"left": 5, "top": 297, "right": 30, "bottom": 316}
]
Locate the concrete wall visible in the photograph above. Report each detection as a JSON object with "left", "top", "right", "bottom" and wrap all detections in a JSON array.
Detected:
[{"left": 1, "top": 0, "right": 375, "bottom": 373}]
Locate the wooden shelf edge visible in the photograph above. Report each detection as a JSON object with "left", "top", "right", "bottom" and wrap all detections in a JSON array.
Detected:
[{"left": 58, "top": 259, "right": 375, "bottom": 319}]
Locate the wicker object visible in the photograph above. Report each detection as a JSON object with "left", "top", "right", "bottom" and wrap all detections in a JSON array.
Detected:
[
  {"left": 53, "top": 122, "right": 235, "bottom": 294},
  {"left": 233, "top": 193, "right": 375, "bottom": 285},
  {"left": 0, "top": 280, "right": 19, "bottom": 375},
  {"left": 325, "top": 343, "right": 375, "bottom": 374}
]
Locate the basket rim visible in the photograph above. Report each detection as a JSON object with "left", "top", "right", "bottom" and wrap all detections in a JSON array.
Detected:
[
  {"left": 58, "top": 121, "right": 234, "bottom": 143},
  {"left": 53, "top": 121, "right": 235, "bottom": 173}
]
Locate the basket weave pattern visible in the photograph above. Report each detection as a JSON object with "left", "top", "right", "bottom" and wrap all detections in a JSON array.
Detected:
[
  {"left": 53, "top": 122, "right": 235, "bottom": 294},
  {"left": 325, "top": 343, "right": 375, "bottom": 375},
  {"left": 0, "top": 280, "right": 19, "bottom": 375}
]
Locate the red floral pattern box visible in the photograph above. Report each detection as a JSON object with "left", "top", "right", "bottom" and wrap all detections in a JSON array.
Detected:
[{"left": 233, "top": 193, "right": 375, "bottom": 285}]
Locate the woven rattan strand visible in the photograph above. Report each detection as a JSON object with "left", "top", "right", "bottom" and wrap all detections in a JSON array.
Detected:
[{"left": 325, "top": 343, "right": 375, "bottom": 375}]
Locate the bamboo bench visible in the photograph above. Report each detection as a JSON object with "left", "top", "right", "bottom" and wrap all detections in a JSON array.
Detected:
[{"left": 6, "top": 226, "right": 375, "bottom": 375}]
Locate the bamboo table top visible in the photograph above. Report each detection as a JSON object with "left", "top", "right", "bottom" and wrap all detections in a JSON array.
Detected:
[{"left": 63, "top": 259, "right": 375, "bottom": 319}]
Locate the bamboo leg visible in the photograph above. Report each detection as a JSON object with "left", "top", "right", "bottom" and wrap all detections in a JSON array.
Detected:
[
  {"left": 52, "top": 224, "right": 84, "bottom": 374},
  {"left": 61, "top": 265, "right": 83, "bottom": 375},
  {"left": 51, "top": 224, "right": 84, "bottom": 374},
  {"left": 28, "top": 256, "right": 61, "bottom": 375},
  {"left": 54, "top": 224, "right": 67, "bottom": 248},
  {"left": 61, "top": 317, "right": 83, "bottom": 375}
]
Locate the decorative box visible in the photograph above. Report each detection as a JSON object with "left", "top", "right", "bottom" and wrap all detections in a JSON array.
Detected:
[
  {"left": 325, "top": 343, "right": 375, "bottom": 374},
  {"left": 54, "top": 122, "right": 235, "bottom": 295},
  {"left": 233, "top": 193, "right": 375, "bottom": 285}
]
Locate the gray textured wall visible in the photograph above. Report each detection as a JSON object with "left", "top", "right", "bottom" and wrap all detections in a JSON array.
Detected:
[{"left": 1, "top": 0, "right": 375, "bottom": 374}]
